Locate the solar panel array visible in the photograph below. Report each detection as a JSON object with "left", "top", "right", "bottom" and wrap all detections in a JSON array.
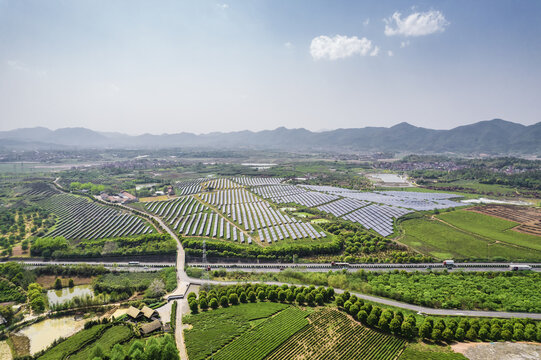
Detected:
[
  {"left": 232, "top": 177, "right": 284, "bottom": 186},
  {"left": 317, "top": 198, "right": 369, "bottom": 217},
  {"left": 251, "top": 185, "right": 339, "bottom": 207},
  {"left": 255, "top": 183, "right": 462, "bottom": 237},
  {"left": 175, "top": 179, "right": 205, "bottom": 196},
  {"left": 342, "top": 204, "right": 412, "bottom": 237},
  {"left": 201, "top": 188, "right": 325, "bottom": 243}
]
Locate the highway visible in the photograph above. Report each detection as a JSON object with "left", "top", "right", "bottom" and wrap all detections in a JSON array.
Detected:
[{"left": 13, "top": 260, "right": 541, "bottom": 273}]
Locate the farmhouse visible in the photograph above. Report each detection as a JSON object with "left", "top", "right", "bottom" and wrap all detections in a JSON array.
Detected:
[{"left": 141, "top": 319, "right": 162, "bottom": 335}]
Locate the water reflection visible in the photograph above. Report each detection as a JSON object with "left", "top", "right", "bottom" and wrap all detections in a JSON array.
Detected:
[{"left": 47, "top": 285, "right": 94, "bottom": 305}]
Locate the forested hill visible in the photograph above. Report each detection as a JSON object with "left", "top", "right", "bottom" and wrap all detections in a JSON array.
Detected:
[{"left": 1, "top": 119, "right": 539, "bottom": 154}]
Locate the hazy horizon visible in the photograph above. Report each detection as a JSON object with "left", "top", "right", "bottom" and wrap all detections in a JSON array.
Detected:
[{"left": 1, "top": 0, "right": 540, "bottom": 134}]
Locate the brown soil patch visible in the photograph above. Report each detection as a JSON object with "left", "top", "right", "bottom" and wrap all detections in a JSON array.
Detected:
[
  {"left": 8, "top": 334, "right": 30, "bottom": 357},
  {"left": 35, "top": 276, "right": 94, "bottom": 289},
  {"left": 467, "top": 205, "right": 541, "bottom": 237},
  {"left": 11, "top": 245, "right": 29, "bottom": 258},
  {"left": 452, "top": 341, "right": 541, "bottom": 360}
]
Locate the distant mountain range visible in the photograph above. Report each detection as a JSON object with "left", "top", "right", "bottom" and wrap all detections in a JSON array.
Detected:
[{"left": 0, "top": 119, "right": 539, "bottom": 155}]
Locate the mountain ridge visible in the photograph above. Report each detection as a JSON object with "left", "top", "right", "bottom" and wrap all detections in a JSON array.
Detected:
[{"left": 0, "top": 119, "right": 539, "bottom": 154}]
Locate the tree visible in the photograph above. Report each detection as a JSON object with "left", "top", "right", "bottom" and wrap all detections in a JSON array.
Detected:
[
  {"left": 455, "top": 327, "right": 466, "bottom": 341},
  {"left": 357, "top": 310, "right": 368, "bottom": 324},
  {"left": 296, "top": 293, "right": 305, "bottom": 305},
  {"left": 239, "top": 292, "right": 247, "bottom": 303},
  {"left": 419, "top": 323, "right": 432, "bottom": 339},
  {"left": 401, "top": 321, "right": 415, "bottom": 339},
  {"left": 90, "top": 345, "right": 105, "bottom": 359},
  {"left": 220, "top": 296, "right": 229, "bottom": 307},
  {"left": 199, "top": 298, "right": 208, "bottom": 310},
  {"left": 431, "top": 329, "right": 442, "bottom": 341},
  {"left": 248, "top": 291, "right": 257, "bottom": 302},
  {"left": 54, "top": 278, "right": 62, "bottom": 290},
  {"left": 478, "top": 327, "right": 489, "bottom": 341},
  {"left": 146, "top": 279, "right": 166, "bottom": 298},
  {"left": 501, "top": 329, "right": 512, "bottom": 341},
  {"left": 229, "top": 293, "right": 239, "bottom": 305},
  {"left": 389, "top": 317, "right": 402, "bottom": 334},
  {"left": 268, "top": 290, "right": 278, "bottom": 302},
  {"left": 315, "top": 294, "right": 324, "bottom": 306},
  {"left": 209, "top": 298, "right": 219, "bottom": 309},
  {"left": 189, "top": 300, "right": 198, "bottom": 314},
  {"left": 146, "top": 343, "right": 161, "bottom": 360},
  {"left": 466, "top": 328, "right": 477, "bottom": 341},
  {"left": 258, "top": 291, "right": 266, "bottom": 301},
  {"left": 162, "top": 341, "right": 180, "bottom": 360},
  {"left": 442, "top": 328, "right": 454, "bottom": 342},
  {"left": 110, "top": 344, "right": 126, "bottom": 360},
  {"left": 128, "top": 340, "right": 145, "bottom": 357},
  {"left": 367, "top": 313, "right": 379, "bottom": 327},
  {"left": 378, "top": 315, "right": 392, "bottom": 332},
  {"left": 68, "top": 278, "right": 74, "bottom": 288}
]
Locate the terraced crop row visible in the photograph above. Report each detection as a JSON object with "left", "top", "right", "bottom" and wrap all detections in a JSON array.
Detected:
[
  {"left": 266, "top": 308, "right": 406, "bottom": 360},
  {"left": 212, "top": 307, "right": 309, "bottom": 360}
]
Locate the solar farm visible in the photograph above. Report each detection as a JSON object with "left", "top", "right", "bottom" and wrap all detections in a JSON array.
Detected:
[
  {"left": 39, "top": 193, "right": 155, "bottom": 240},
  {"left": 149, "top": 177, "right": 462, "bottom": 239}
]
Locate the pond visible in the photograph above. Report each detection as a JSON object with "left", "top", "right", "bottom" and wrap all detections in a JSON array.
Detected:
[
  {"left": 47, "top": 285, "right": 94, "bottom": 306},
  {"left": 16, "top": 316, "right": 92, "bottom": 355}
]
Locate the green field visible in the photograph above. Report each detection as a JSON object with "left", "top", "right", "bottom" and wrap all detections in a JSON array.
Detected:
[
  {"left": 212, "top": 307, "right": 309, "bottom": 360},
  {"left": 70, "top": 325, "right": 132, "bottom": 360},
  {"left": 429, "top": 180, "right": 518, "bottom": 195},
  {"left": 438, "top": 210, "right": 541, "bottom": 251},
  {"left": 399, "top": 213, "right": 541, "bottom": 261},
  {"left": 183, "top": 302, "right": 288, "bottom": 360},
  {"left": 268, "top": 308, "right": 406, "bottom": 360},
  {"left": 399, "top": 343, "right": 467, "bottom": 360}
]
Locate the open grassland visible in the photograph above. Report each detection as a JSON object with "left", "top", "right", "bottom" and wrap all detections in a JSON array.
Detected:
[
  {"left": 183, "top": 302, "right": 288, "bottom": 360},
  {"left": 70, "top": 325, "right": 132, "bottom": 360},
  {"left": 212, "top": 307, "right": 309, "bottom": 360},
  {"left": 399, "top": 216, "right": 540, "bottom": 261},
  {"left": 268, "top": 308, "right": 406, "bottom": 360},
  {"left": 399, "top": 343, "right": 468, "bottom": 360},
  {"left": 437, "top": 210, "right": 541, "bottom": 251},
  {"left": 428, "top": 180, "right": 518, "bottom": 195}
]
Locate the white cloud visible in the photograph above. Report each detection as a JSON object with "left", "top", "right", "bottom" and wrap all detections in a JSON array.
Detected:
[
  {"left": 7, "top": 60, "right": 26, "bottom": 71},
  {"left": 6, "top": 60, "right": 47, "bottom": 77},
  {"left": 369, "top": 46, "right": 380, "bottom": 57},
  {"left": 363, "top": 18, "right": 370, "bottom": 26},
  {"left": 284, "top": 42, "right": 294, "bottom": 49},
  {"left": 310, "top": 35, "right": 374, "bottom": 60},
  {"left": 217, "top": 3, "right": 229, "bottom": 10},
  {"left": 400, "top": 40, "right": 410, "bottom": 48},
  {"left": 384, "top": 10, "right": 449, "bottom": 37},
  {"left": 387, "top": 50, "right": 394, "bottom": 57}
]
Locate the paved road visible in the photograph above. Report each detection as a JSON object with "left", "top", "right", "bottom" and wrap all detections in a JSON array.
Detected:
[
  {"left": 187, "top": 262, "right": 541, "bottom": 273},
  {"left": 188, "top": 278, "right": 541, "bottom": 320}
]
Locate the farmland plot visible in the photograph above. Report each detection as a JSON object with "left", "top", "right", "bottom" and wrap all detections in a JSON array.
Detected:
[{"left": 267, "top": 308, "right": 406, "bottom": 360}]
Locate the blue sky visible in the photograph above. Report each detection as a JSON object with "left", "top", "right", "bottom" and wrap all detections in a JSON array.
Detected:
[{"left": 1, "top": 0, "right": 540, "bottom": 134}]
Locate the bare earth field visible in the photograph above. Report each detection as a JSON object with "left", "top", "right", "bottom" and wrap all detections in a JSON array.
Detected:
[
  {"left": 36, "top": 276, "right": 94, "bottom": 289},
  {"left": 452, "top": 342, "right": 541, "bottom": 360},
  {"left": 467, "top": 205, "right": 541, "bottom": 237}
]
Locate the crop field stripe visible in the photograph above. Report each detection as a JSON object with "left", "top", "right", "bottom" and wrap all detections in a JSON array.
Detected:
[
  {"left": 212, "top": 307, "right": 308, "bottom": 360},
  {"left": 267, "top": 309, "right": 405, "bottom": 360}
]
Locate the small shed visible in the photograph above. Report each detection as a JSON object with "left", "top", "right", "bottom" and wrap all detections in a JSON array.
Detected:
[{"left": 141, "top": 319, "right": 162, "bottom": 335}]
